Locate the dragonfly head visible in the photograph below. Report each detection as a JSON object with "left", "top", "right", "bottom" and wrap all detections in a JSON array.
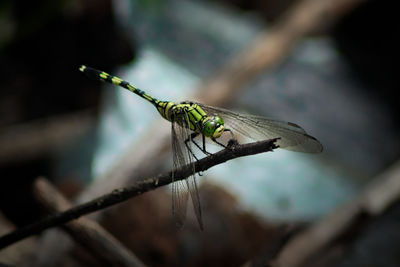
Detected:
[{"left": 203, "top": 116, "right": 225, "bottom": 138}]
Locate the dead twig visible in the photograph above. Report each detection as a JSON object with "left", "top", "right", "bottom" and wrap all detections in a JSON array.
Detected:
[
  {"left": 32, "top": 177, "right": 145, "bottom": 267},
  {"left": 0, "top": 138, "right": 278, "bottom": 249}
]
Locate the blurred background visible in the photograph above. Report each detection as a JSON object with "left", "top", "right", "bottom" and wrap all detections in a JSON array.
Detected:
[{"left": 0, "top": 0, "right": 399, "bottom": 266}]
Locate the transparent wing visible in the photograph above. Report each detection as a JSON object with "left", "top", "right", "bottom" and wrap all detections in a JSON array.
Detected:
[
  {"left": 171, "top": 111, "right": 203, "bottom": 229},
  {"left": 197, "top": 103, "right": 323, "bottom": 153}
]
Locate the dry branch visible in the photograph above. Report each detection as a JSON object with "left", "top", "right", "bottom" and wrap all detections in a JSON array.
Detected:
[
  {"left": 32, "top": 177, "right": 145, "bottom": 267},
  {"left": 0, "top": 139, "right": 278, "bottom": 249}
]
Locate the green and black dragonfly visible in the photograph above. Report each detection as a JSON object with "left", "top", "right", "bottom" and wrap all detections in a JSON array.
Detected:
[{"left": 80, "top": 65, "right": 323, "bottom": 230}]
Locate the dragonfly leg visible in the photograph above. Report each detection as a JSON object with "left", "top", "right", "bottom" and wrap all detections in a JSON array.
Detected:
[
  {"left": 224, "top": 128, "right": 235, "bottom": 139},
  {"left": 192, "top": 134, "right": 213, "bottom": 156},
  {"left": 202, "top": 134, "right": 206, "bottom": 152},
  {"left": 184, "top": 132, "right": 200, "bottom": 161},
  {"left": 201, "top": 134, "right": 213, "bottom": 156},
  {"left": 185, "top": 132, "right": 212, "bottom": 159},
  {"left": 211, "top": 137, "right": 228, "bottom": 148},
  {"left": 210, "top": 128, "right": 238, "bottom": 149},
  {"left": 224, "top": 128, "right": 239, "bottom": 147}
]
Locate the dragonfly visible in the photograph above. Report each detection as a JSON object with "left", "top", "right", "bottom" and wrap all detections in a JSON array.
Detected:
[{"left": 79, "top": 65, "right": 323, "bottom": 230}]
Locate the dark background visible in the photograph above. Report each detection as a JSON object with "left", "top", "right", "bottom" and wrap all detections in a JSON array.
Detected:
[{"left": 0, "top": 0, "right": 398, "bottom": 266}]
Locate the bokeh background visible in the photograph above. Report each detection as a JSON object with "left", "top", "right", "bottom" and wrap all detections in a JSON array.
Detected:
[{"left": 0, "top": 0, "right": 399, "bottom": 266}]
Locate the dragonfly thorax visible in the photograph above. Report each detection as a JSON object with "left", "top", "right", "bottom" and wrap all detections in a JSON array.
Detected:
[
  {"left": 202, "top": 115, "right": 225, "bottom": 138},
  {"left": 170, "top": 102, "right": 225, "bottom": 138}
]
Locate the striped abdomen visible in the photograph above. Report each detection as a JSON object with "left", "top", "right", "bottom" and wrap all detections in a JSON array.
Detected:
[
  {"left": 79, "top": 66, "right": 210, "bottom": 133},
  {"left": 80, "top": 65, "right": 175, "bottom": 121}
]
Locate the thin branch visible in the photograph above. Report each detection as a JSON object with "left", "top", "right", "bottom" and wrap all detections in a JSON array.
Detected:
[
  {"left": 0, "top": 139, "right": 278, "bottom": 249},
  {"left": 33, "top": 177, "right": 145, "bottom": 267}
]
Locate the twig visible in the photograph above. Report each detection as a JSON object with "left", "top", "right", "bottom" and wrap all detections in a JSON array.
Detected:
[
  {"left": 0, "top": 139, "right": 278, "bottom": 249},
  {"left": 32, "top": 177, "right": 145, "bottom": 267}
]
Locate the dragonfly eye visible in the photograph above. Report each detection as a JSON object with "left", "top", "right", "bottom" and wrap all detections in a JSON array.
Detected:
[
  {"left": 214, "top": 115, "right": 224, "bottom": 126},
  {"left": 202, "top": 116, "right": 225, "bottom": 138}
]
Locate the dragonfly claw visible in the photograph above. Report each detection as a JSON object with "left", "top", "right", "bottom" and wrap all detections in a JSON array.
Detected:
[{"left": 227, "top": 138, "right": 239, "bottom": 148}]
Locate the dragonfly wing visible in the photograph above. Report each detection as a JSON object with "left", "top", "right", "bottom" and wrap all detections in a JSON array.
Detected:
[
  {"left": 171, "top": 112, "right": 203, "bottom": 229},
  {"left": 198, "top": 103, "right": 322, "bottom": 153}
]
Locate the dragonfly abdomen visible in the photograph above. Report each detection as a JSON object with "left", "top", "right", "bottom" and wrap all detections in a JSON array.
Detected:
[
  {"left": 79, "top": 65, "right": 160, "bottom": 106},
  {"left": 156, "top": 101, "right": 176, "bottom": 121}
]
